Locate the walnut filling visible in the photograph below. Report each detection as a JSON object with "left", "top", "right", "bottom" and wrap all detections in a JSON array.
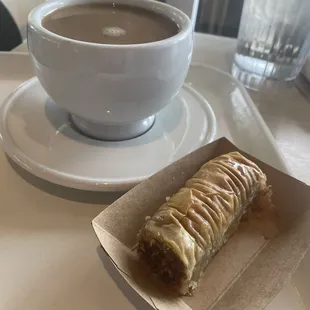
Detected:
[{"left": 138, "top": 238, "right": 186, "bottom": 288}]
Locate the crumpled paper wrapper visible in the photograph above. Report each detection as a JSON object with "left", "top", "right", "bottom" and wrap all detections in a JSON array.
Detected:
[{"left": 93, "top": 137, "right": 310, "bottom": 310}]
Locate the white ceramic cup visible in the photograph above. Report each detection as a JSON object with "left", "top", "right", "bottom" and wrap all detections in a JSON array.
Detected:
[{"left": 27, "top": 0, "right": 193, "bottom": 140}]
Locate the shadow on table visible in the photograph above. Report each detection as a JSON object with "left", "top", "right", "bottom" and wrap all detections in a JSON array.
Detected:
[
  {"left": 7, "top": 156, "right": 124, "bottom": 205},
  {"left": 96, "top": 246, "right": 154, "bottom": 310}
]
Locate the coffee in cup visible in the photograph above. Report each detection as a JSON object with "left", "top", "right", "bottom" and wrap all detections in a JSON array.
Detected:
[{"left": 42, "top": 3, "right": 180, "bottom": 45}]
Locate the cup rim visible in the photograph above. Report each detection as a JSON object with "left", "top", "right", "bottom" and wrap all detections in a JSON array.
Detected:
[{"left": 28, "top": 0, "right": 192, "bottom": 49}]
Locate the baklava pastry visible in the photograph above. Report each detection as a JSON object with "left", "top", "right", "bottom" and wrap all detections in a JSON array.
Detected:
[{"left": 137, "top": 152, "right": 271, "bottom": 295}]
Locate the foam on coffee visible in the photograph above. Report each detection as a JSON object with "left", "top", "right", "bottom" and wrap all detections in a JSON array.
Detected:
[{"left": 42, "top": 3, "right": 180, "bottom": 45}]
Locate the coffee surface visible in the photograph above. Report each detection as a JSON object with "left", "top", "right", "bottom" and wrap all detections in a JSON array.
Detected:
[{"left": 42, "top": 3, "right": 179, "bottom": 45}]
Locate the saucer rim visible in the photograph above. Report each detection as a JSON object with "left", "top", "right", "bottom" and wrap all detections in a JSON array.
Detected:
[
  {"left": 0, "top": 77, "right": 147, "bottom": 191},
  {"left": 0, "top": 66, "right": 217, "bottom": 191}
]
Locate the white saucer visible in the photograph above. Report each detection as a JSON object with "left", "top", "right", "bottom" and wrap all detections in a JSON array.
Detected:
[{"left": 0, "top": 67, "right": 216, "bottom": 191}]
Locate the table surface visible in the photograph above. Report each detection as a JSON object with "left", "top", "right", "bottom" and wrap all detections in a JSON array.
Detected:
[{"left": 2, "top": 34, "right": 310, "bottom": 310}]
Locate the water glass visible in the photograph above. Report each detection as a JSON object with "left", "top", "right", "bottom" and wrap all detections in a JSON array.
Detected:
[{"left": 232, "top": 0, "right": 310, "bottom": 91}]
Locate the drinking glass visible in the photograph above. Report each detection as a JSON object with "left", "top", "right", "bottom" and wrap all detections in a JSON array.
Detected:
[{"left": 232, "top": 0, "right": 310, "bottom": 91}]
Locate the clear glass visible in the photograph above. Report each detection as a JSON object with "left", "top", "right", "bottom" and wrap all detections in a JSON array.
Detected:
[{"left": 232, "top": 0, "right": 310, "bottom": 91}]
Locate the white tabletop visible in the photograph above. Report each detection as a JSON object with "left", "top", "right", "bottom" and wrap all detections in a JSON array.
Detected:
[
  {"left": 3, "top": 34, "right": 310, "bottom": 310},
  {"left": 192, "top": 34, "right": 310, "bottom": 184}
]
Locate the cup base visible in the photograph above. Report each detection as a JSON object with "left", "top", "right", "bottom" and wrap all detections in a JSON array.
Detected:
[{"left": 70, "top": 114, "right": 156, "bottom": 141}]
